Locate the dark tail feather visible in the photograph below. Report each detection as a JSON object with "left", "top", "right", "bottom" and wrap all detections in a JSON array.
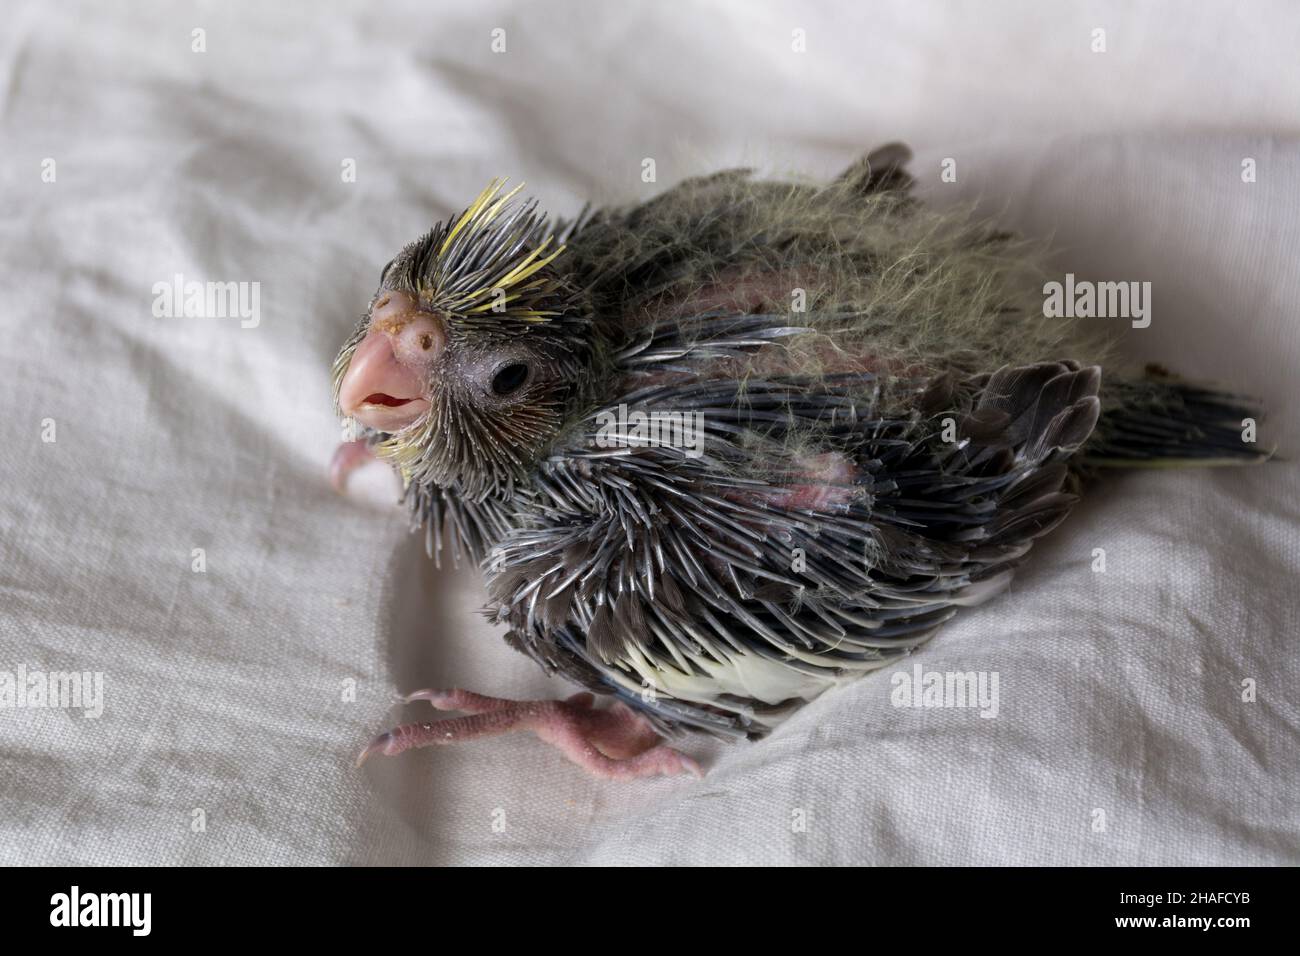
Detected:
[{"left": 1084, "top": 370, "right": 1274, "bottom": 468}]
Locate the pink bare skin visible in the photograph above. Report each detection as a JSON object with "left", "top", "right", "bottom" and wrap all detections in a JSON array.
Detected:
[
  {"left": 711, "top": 450, "right": 862, "bottom": 515},
  {"left": 335, "top": 297, "right": 701, "bottom": 780},
  {"left": 356, "top": 689, "right": 703, "bottom": 780}
]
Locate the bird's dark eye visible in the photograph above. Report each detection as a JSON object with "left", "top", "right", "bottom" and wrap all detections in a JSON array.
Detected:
[{"left": 491, "top": 363, "right": 530, "bottom": 396}]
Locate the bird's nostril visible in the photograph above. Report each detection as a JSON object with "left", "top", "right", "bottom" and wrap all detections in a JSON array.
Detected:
[{"left": 395, "top": 316, "right": 445, "bottom": 365}]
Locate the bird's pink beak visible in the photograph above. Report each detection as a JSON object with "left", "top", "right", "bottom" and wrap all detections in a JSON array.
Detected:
[{"left": 338, "top": 292, "right": 444, "bottom": 432}]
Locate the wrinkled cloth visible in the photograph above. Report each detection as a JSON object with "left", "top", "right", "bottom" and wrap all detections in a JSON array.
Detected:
[{"left": 1, "top": 0, "right": 1297, "bottom": 866}]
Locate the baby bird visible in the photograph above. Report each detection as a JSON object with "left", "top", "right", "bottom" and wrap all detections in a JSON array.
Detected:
[{"left": 332, "top": 145, "right": 1268, "bottom": 779}]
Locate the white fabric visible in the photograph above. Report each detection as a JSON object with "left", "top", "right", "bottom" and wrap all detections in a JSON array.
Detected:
[{"left": 2, "top": 0, "right": 1297, "bottom": 866}]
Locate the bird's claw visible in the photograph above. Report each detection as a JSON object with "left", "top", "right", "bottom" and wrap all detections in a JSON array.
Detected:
[
  {"left": 355, "top": 730, "right": 397, "bottom": 767},
  {"left": 401, "top": 688, "right": 451, "bottom": 706}
]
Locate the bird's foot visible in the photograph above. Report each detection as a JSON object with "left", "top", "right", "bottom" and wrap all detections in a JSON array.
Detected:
[
  {"left": 356, "top": 688, "right": 703, "bottom": 780},
  {"left": 330, "top": 440, "right": 375, "bottom": 492}
]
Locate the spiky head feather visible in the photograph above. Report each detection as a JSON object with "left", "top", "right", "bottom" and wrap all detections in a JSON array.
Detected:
[{"left": 404, "top": 179, "right": 573, "bottom": 328}]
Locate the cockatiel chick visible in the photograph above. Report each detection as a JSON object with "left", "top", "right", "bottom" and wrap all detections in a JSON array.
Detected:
[{"left": 332, "top": 145, "right": 1268, "bottom": 780}]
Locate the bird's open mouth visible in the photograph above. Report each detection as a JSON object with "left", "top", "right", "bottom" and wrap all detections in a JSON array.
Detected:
[
  {"left": 363, "top": 393, "right": 416, "bottom": 408},
  {"left": 351, "top": 395, "right": 431, "bottom": 432}
]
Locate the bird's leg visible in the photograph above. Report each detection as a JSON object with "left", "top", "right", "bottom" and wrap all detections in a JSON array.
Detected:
[
  {"left": 356, "top": 689, "right": 703, "bottom": 780},
  {"left": 330, "top": 439, "right": 376, "bottom": 492}
]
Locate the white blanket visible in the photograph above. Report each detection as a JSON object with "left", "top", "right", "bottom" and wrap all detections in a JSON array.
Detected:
[{"left": 2, "top": 0, "right": 1297, "bottom": 865}]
